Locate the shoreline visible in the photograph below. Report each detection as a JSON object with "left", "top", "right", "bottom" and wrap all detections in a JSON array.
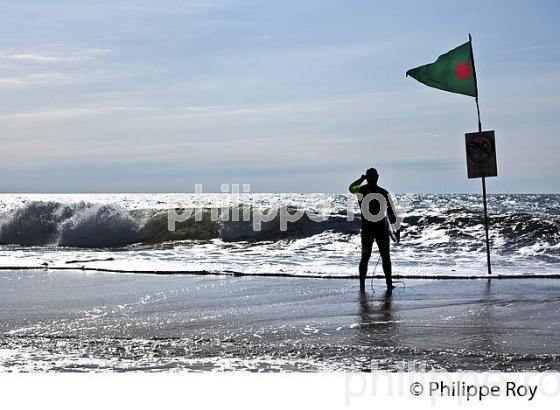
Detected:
[{"left": 0, "top": 266, "right": 560, "bottom": 279}]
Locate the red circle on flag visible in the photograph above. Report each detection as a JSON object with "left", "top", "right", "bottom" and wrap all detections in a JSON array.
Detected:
[{"left": 455, "top": 62, "right": 471, "bottom": 79}]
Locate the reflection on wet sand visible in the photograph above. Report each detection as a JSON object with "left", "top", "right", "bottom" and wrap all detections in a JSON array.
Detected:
[{"left": 356, "top": 289, "right": 400, "bottom": 349}]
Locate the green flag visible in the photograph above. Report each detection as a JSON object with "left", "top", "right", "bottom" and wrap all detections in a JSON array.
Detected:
[{"left": 406, "top": 41, "right": 478, "bottom": 97}]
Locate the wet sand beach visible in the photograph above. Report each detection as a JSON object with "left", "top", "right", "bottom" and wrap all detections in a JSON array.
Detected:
[{"left": 1, "top": 270, "right": 559, "bottom": 372}]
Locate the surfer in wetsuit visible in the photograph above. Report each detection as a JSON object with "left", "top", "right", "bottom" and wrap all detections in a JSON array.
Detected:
[{"left": 349, "top": 168, "right": 398, "bottom": 290}]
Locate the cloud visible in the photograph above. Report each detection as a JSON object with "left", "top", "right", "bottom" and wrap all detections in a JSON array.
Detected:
[
  {"left": 0, "top": 105, "right": 157, "bottom": 120},
  {"left": 0, "top": 48, "right": 111, "bottom": 64},
  {"left": 0, "top": 94, "right": 374, "bottom": 121},
  {"left": 0, "top": 72, "right": 75, "bottom": 87},
  {"left": 175, "top": 93, "right": 391, "bottom": 119},
  {"left": 505, "top": 43, "right": 560, "bottom": 53},
  {"left": 0, "top": 131, "right": 356, "bottom": 172},
  {"left": 0, "top": 47, "right": 112, "bottom": 88}
]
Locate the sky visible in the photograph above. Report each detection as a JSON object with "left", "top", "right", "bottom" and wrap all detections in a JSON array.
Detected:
[{"left": 0, "top": 0, "right": 559, "bottom": 193}]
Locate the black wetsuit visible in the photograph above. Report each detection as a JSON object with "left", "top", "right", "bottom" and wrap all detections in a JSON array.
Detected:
[{"left": 349, "top": 179, "right": 396, "bottom": 287}]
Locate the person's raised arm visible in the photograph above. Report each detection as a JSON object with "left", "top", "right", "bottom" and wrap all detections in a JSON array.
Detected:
[{"left": 348, "top": 175, "right": 366, "bottom": 194}]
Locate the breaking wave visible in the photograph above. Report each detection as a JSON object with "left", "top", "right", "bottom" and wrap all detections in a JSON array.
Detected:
[
  {"left": 0, "top": 200, "right": 559, "bottom": 258},
  {"left": 0, "top": 201, "right": 359, "bottom": 248}
]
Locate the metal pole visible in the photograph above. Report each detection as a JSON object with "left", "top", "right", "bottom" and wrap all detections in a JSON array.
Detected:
[
  {"left": 476, "top": 94, "right": 491, "bottom": 275},
  {"left": 470, "top": 34, "right": 492, "bottom": 275},
  {"left": 481, "top": 175, "right": 492, "bottom": 274}
]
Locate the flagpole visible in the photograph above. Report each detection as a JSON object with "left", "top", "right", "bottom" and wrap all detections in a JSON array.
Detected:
[{"left": 469, "top": 33, "right": 492, "bottom": 275}]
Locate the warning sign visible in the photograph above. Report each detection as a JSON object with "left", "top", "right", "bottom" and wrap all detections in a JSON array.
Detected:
[{"left": 465, "top": 130, "right": 497, "bottom": 179}]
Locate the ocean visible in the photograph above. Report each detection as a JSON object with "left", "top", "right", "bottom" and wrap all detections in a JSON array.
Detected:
[{"left": 0, "top": 193, "right": 559, "bottom": 276}]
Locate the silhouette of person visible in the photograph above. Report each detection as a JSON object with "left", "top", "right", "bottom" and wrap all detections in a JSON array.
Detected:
[{"left": 349, "top": 168, "right": 398, "bottom": 290}]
